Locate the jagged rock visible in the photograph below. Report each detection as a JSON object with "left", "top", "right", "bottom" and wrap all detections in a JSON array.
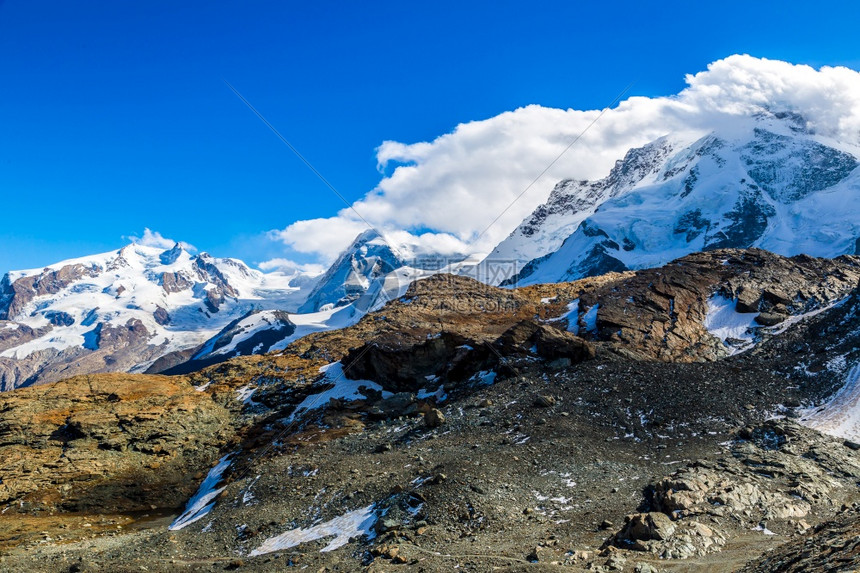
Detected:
[
  {"left": 494, "top": 320, "right": 595, "bottom": 364},
  {"left": 44, "top": 311, "right": 74, "bottom": 327},
  {"left": 153, "top": 306, "right": 170, "bottom": 326},
  {"left": 605, "top": 513, "right": 725, "bottom": 558},
  {"left": 369, "top": 393, "right": 416, "bottom": 418},
  {"left": 342, "top": 332, "right": 497, "bottom": 393},
  {"left": 617, "top": 512, "right": 677, "bottom": 542},
  {"left": 574, "top": 249, "right": 860, "bottom": 361}
]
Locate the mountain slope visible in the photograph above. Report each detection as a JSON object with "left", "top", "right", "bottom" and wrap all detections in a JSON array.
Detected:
[
  {"left": 509, "top": 111, "right": 860, "bottom": 286},
  {"left": 0, "top": 243, "right": 307, "bottom": 390},
  {"left": 2, "top": 249, "right": 860, "bottom": 571},
  {"left": 487, "top": 135, "right": 683, "bottom": 266}
]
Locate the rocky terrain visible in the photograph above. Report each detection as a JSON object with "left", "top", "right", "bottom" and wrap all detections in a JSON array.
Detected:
[{"left": 0, "top": 248, "right": 858, "bottom": 571}]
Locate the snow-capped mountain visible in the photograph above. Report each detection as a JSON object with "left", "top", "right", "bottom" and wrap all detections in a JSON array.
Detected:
[
  {"left": 298, "top": 230, "right": 406, "bottom": 313},
  {"left": 0, "top": 243, "right": 309, "bottom": 389},
  {"left": 487, "top": 135, "right": 681, "bottom": 266},
  {"left": 509, "top": 111, "right": 860, "bottom": 286},
  {"left": 298, "top": 229, "right": 472, "bottom": 314}
]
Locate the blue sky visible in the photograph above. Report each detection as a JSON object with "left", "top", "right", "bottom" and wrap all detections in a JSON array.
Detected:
[{"left": 1, "top": 0, "right": 859, "bottom": 273}]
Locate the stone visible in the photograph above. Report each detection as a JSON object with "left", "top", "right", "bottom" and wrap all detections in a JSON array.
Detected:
[
  {"left": 736, "top": 288, "right": 761, "bottom": 313},
  {"left": 621, "top": 512, "right": 676, "bottom": 542},
  {"left": 424, "top": 408, "right": 445, "bottom": 428},
  {"left": 755, "top": 312, "right": 786, "bottom": 326}
]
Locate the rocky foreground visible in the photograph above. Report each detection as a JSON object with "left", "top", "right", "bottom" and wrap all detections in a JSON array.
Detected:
[{"left": 0, "top": 249, "right": 859, "bottom": 571}]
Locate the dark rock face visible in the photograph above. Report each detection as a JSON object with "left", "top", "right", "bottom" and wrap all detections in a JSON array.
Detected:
[
  {"left": 495, "top": 320, "right": 595, "bottom": 362},
  {"left": 740, "top": 128, "right": 858, "bottom": 202},
  {"left": 0, "top": 264, "right": 101, "bottom": 320},
  {"left": 342, "top": 332, "right": 498, "bottom": 393},
  {"left": 343, "top": 319, "right": 595, "bottom": 394},
  {"left": 576, "top": 242, "right": 629, "bottom": 278},
  {"left": 193, "top": 255, "right": 240, "bottom": 300},
  {"left": 153, "top": 306, "right": 170, "bottom": 326},
  {"left": 704, "top": 193, "right": 775, "bottom": 250},
  {"left": 0, "top": 323, "right": 48, "bottom": 351},
  {"left": 160, "top": 271, "right": 193, "bottom": 294},
  {"left": 44, "top": 311, "right": 74, "bottom": 327},
  {"left": 674, "top": 209, "right": 710, "bottom": 242},
  {"left": 93, "top": 319, "right": 151, "bottom": 350},
  {"left": 204, "top": 289, "right": 224, "bottom": 313}
]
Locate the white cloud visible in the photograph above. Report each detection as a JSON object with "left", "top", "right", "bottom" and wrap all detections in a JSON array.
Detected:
[
  {"left": 127, "top": 228, "right": 196, "bottom": 252},
  {"left": 271, "top": 55, "right": 860, "bottom": 264},
  {"left": 257, "top": 258, "right": 326, "bottom": 276}
]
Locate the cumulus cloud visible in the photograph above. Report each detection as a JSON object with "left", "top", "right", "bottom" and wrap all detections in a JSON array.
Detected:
[
  {"left": 127, "top": 228, "right": 196, "bottom": 252},
  {"left": 270, "top": 55, "right": 860, "bottom": 264}
]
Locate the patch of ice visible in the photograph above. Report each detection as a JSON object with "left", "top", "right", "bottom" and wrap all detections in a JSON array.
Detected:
[
  {"left": 235, "top": 385, "right": 257, "bottom": 404},
  {"left": 753, "top": 524, "right": 777, "bottom": 536},
  {"left": 799, "top": 364, "right": 860, "bottom": 442},
  {"left": 285, "top": 362, "right": 389, "bottom": 423},
  {"left": 582, "top": 303, "right": 599, "bottom": 333},
  {"left": 704, "top": 295, "right": 758, "bottom": 348},
  {"left": 417, "top": 386, "right": 448, "bottom": 402},
  {"left": 564, "top": 299, "right": 581, "bottom": 335},
  {"left": 249, "top": 504, "right": 378, "bottom": 555},
  {"left": 471, "top": 370, "right": 496, "bottom": 386},
  {"left": 169, "top": 454, "right": 233, "bottom": 531}
]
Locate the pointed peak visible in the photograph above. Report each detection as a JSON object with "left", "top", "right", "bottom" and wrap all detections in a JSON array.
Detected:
[{"left": 159, "top": 242, "right": 185, "bottom": 266}]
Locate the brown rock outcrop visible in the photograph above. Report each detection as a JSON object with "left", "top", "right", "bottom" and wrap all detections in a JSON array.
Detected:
[
  {"left": 0, "top": 373, "right": 234, "bottom": 514},
  {"left": 576, "top": 249, "right": 860, "bottom": 361}
]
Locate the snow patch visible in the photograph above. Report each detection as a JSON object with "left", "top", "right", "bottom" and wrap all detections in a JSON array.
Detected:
[
  {"left": 249, "top": 504, "right": 378, "bottom": 555},
  {"left": 169, "top": 454, "right": 233, "bottom": 531},
  {"left": 582, "top": 304, "right": 599, "bottom": 333},
  {"left": 704, "top": 295, "right": 759, "bottom": 349},
  {"left": 563, "top": 299, "right": 580, "bottom": 335},
  {"left": 799, "top": 364, "right": 860, "bottom": 442},
  {"left": 285, "top": 362, "right": 389, "bottom": 423},
  {"left": 471, "top": 370, "right": 497, "bottom": 386},
  {"left": 235, "top": 385, "right": 257, "bottom": 404},
  {"left": 417, "top": 386, "right": 448, "bottom": 402}
]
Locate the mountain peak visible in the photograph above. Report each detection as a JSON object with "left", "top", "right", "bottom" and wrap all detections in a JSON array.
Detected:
[{"left": 513, "top": 123, "right": 860, "bottom": 286}]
